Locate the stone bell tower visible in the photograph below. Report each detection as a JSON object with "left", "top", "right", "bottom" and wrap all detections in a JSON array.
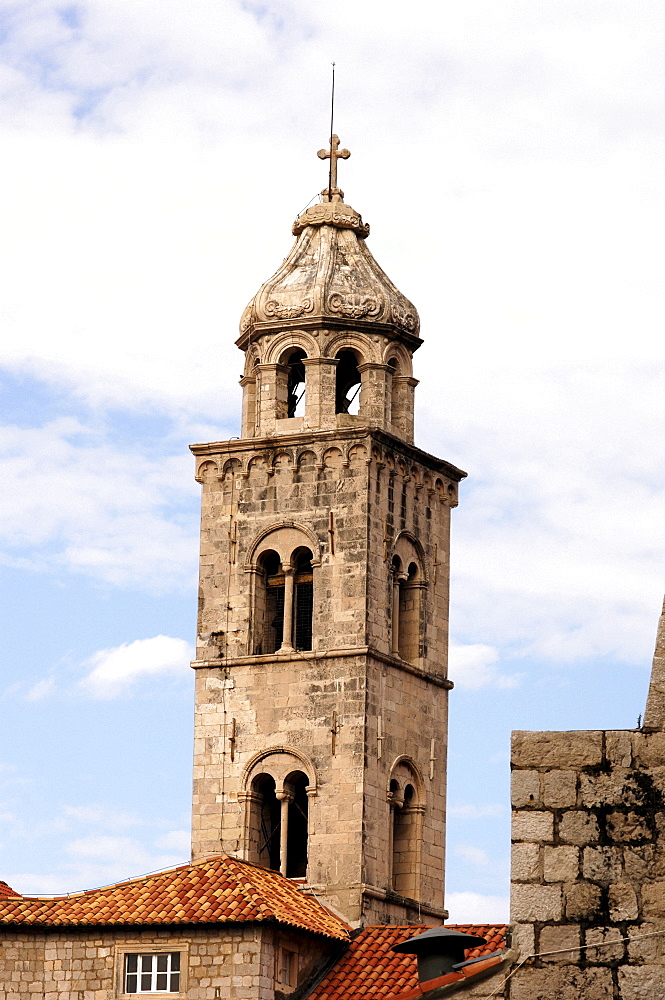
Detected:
[{"left": 190, "top": 138, "right": 466, "bottom": 926}]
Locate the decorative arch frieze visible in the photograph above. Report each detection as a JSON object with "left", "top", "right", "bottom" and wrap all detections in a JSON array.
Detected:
[{"left": 195, "top": 459, "right": 219, "bottom": 484}]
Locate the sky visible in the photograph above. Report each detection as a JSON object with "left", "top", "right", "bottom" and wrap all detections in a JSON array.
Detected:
[{"left": 1, "top": 0, "right": 664, "bottom": 924}]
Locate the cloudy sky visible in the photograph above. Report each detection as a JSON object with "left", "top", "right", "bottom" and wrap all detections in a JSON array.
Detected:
[{"left": 1, "top": 0, "right": 664, "bottom": 923}]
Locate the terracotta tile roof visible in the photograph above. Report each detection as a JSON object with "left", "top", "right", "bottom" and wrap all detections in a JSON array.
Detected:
[
  {"left": 0, "top": 856, "right": 348, "bottom": 940},
  {"left": 308, "top": 924, "right": 508, "bottom": 999},
  {"left": 0, "top": 882, "right": 20, "bottom": 898}
]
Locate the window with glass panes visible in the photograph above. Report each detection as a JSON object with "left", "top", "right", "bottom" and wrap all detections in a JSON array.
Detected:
[{"left": 124, "top": 953, "right": 180, "bottom": 993}]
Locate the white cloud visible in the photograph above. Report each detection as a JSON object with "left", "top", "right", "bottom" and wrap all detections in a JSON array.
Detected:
[
  {"left": 79, "top": 635, "right": 193, "bottom": 698},
  {"left": 455, "top": 845, "right": 490, "bottom": 867},
  {"left": 8, "top": 832, "right": 187, "bottom": 895},
  {"left": 449, "top": 643, "right": 520, "bottom": 691},
  {"left": 439, "top": 363, "right": 665, "bottom": 668},
  {"left": 25, "top": 677, "right": 55, "bottom": 701},
  {"left": 0, "top": 418, "right": 198, "bottom": 590},
  {"left": 448, "top": 804, "right": 505, "bottom": 820},
  {"left": 155, "top": 830, "right": 191, "bottom": 853},
  {"left": 446, "top": 891, "right": 509, "bottom": 925},
  {"left": 63, "top": 805, "right": 140, "bottom": 831}
]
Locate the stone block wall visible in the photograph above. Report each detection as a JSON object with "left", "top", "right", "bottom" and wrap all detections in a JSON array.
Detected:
[
  {"left": 192, "top": 427, "right": 458, "bottom": 667},
  {"left": 190, "top": 425, "right": 460, "bottom": 925},
  {"left": 508, "top": 728, "right": 665, "bottom": 999},
  {"left": 0, "top": 924, "right": 332, "bottom": 1000}
]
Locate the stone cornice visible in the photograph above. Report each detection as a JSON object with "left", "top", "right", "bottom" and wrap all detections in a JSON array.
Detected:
[
  {"left": 190, "top": 645, "right": 454, "bottom": 690},
  {"left": 190, "top": 426, "right": 467, "bottom": 482}
]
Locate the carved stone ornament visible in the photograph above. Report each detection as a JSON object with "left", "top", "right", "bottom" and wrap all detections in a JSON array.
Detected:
[
  {"left": 239, "top": 199, "right": 420, "bottom": 342},
  {"left": 264, "top": 297, "right": 314, "bottom": 319},
  {"left": 292, "top": 201, "right": 370, "bottom": 237},
  {"left": 328, "top": 292, "right": 380, "bottom": 319}
]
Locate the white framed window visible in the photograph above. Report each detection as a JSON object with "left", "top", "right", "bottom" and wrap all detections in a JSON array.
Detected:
[{"left": 124, "top": 952, "right": 180, "bottom": 994}]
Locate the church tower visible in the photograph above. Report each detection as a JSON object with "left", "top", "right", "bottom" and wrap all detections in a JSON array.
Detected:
[{"left": 190, "top": 139, "right": 466, "bottom": 926}]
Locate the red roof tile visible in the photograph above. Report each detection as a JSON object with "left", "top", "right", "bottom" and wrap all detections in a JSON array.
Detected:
[
  {"left": 308, "top": 924, "right": 508, "bottom": 1000},
  {"left": 0, "top": 882, "right": 20, "bottom": 899},
  {"left": 0, "top": 855, "right": 348, "bottom": 940}
]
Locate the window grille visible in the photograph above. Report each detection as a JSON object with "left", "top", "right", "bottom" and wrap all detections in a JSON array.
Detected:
[
  {"left": 293, "top": 580, "right": 313, "bottom": 651},
  {"left": 125, "top": 953, "right": 180, "bottom": 993},
  {"left": 264, "top": 578, "right": 285, "bottom": 653}
]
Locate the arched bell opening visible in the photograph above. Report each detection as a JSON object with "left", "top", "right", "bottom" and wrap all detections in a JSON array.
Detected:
[
  {"left": 254, "top": 550, "right": 284, "bottom": 655},
  {"left": 283, "top": 348, "right": 307, "bottom": 418},
  {"left": 388, "top": 356, "right": 399, "bottom": 426},
  {"left": 335, "top": 349, "right": 362, "bottom": 415},
  {"left": 248, "top": 773, "right": 281, "bottom": 871},
  {"left": 292, "top": 547, "right": 314, "bottom": 651},
  {"left": 285, "top": 770, "right": 309, "bottom": 878}
]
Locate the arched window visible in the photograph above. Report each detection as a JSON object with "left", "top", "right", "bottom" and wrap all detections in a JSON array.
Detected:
[
  {"left": 388, "top": 356, "right": 399, "bottom": 425},
  {"left": 398, "top": 562, "right": 420, "bottom": 663},
  {"left": 255, "top": 550, "right": 284, "bottom": 655},
  {"left": 285, "top": 349, "right": 307, "bottom": 418},
  {"left": 335, "top": 349, "right": 361, "bottom": 415},
  {"left": 245, "top": 761, "right": 312, "bottom": 878},
  {"left": 250, "top": 527, "right": 319, "bottom": 656},
  {"left": 293, "top": 547, "right": 313, "bottom": 651},
  {"left": 285, "top": 770, "right": 309, "bottom": 877},
  {"left": 248, "top": 774, "right": 281, "bottom": 871},
  {"left": 391, "top": 541, "right": 424, "bottom": 664},
  {"left": 389, "top": 762, "right": 423, "bottom": 899}
]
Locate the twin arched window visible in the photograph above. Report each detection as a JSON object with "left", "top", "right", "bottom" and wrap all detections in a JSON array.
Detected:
[
  {"left": 254, "top": 546, "right": 313, "bottom": 655},
  {"left": 244, "top": 757, "right": 312, "bottom": 878},
  {"left": 391, "top": 552, "right": 423, "bottom": 664},
  {"left": 389, "top": 760, "right": 423, "bottom": 899}
]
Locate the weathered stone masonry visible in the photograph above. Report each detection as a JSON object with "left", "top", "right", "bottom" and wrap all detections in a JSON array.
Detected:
[{"left": 507, "top": 599, "right": 665, "bottom": 999}]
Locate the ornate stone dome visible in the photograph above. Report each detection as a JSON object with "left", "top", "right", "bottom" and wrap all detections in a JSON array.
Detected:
[{"left": 237, "top": 197, "right": 421, "bottom": 348}]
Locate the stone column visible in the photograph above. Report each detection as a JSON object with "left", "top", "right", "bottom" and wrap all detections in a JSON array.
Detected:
[
  {"left": 239, "top": 374, "right": 257, "bottom": 438},
  {"left": 358, "top": 362, "right": 391, "bottom": 428},
  {"left": 280, "top": 565, "right": 295, "bottom": 652},
  {"left": 302, "top": 356, "right": 339, "bottom": 430},
  {"left": 275, "top": 791, "right": 293, "bottom": 876},
  {"left": 256, "top": 363, "right": 289, "bottom": 436},
  {"left": 391, "top": 376, "right": 419, "bottom": 443}
]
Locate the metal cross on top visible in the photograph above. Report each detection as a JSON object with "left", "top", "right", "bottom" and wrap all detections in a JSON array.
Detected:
[{"left": 317, "top": 134, "right": 350, "bottom": 202}]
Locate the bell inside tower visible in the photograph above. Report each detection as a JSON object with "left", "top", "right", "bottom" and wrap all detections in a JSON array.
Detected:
[
  {"left": 285, "top": 348, "right": 307, "bottom": 418},
  {"left": 335, "top": 348, "right": 361, "bottom": 415}
]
